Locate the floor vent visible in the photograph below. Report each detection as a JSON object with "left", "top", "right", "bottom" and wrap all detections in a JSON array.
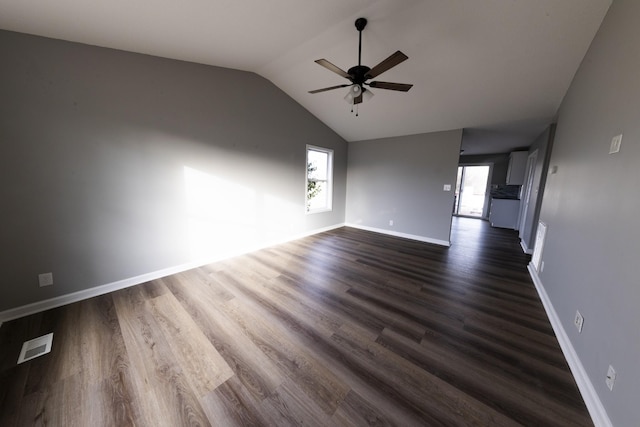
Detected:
[{"left": 17, "top": 333, "right": 54, "bottom": 364}]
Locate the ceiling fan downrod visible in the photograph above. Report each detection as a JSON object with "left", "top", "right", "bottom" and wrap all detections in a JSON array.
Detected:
[
  {"left": 355, "top": 18, "right": 367, "bottom": 67},
  {"left": 348, "top": 18, "right": 372, "bottom": 93}
]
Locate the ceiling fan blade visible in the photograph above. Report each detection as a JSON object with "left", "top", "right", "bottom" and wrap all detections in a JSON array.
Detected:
[
  {"left": 366, "top": 51, "right": 409, "bottom": 79},
  {"left": 353, "top": 93, "right": 363, "bottom": 104},
  {"left": 309, "top": 84, "right": 351, "bottom": 94},
  {"left": 368, "top": 81, "right": 413, "bottom": 92},
  {"left": 314, "top": 59, "right": 351, "bottom": 79}
]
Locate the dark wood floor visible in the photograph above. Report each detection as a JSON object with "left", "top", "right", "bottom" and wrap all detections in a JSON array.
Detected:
[{"left": 0, "top": 217, "right": 593, "bottom": 426}]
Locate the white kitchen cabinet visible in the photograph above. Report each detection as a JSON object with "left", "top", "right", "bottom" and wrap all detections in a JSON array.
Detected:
[
  {"left": 506, "top": 151, "right": 528, "bottom": 185},
  {"left": 489, "top": 198, "right": 521, "bottom": 229}
]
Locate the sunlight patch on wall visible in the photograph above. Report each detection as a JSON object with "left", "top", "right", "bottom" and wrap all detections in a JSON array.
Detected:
[
  {"left": 184, "top": 166, "right": 257, "bottom": 260},
  {"left": 183, "top": 166, "right": 301, "bottom": 262}
]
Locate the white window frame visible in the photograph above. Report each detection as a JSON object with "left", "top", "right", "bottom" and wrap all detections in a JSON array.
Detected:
[{"left": 305, "top": 145, "right": 333, "bottom": 214}]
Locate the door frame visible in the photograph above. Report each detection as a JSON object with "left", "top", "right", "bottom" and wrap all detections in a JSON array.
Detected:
[
  {"left": 454, "top": 163, "right": 493, "bottom": 219},
  {"left": 518, "top": 150, "right": 538, "bottom": 247}
]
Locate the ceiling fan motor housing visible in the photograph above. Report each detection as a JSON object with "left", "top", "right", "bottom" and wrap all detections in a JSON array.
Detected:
[{"left": 348, "top": 65, "right": 372, "bottom": 85}]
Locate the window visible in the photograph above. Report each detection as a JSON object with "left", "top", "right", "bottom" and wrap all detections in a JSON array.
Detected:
[{"left": 306, "top": 145, "right": 333, "bottom": 213}]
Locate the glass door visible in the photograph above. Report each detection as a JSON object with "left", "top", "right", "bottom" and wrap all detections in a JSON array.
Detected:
[{"left": 454, "top": 165, "right": 490, "bottom": 217}]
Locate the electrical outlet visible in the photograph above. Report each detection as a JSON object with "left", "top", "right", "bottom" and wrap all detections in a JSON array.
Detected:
[
  {"left": 38, "top": 272, "right": 54, "bottom": 287},
  {"left": 443, "top": 184, "right": 452, "bottom": 191},
  {"left": 606, "top": 365, "right": 616, "bottom": 391},
  {"left": 574, "top": 310, "right": 584, "bottom": 333},
  {"left": 389, "top": 220, "right": 394, "bottom": 226}
]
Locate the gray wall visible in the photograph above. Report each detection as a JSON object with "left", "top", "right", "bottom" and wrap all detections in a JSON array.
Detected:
[
  {"left": 519, "top": 125, "right": 554, "bottom": 251},
  {"left": 0, "top": 30, "right": 347, "bottom": 312},
  {"left": 346, "top": 130, "right": 462, "bottom": 244},
  {"left": 537, "top": 1, "right": 639, "bottom": 425}
]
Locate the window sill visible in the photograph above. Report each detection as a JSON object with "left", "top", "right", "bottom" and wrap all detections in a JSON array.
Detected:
[{"left": 306, "top": 208, "right": 333, "bottom": 215}]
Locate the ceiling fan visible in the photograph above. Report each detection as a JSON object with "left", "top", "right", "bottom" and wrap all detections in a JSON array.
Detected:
[{"left": 309, "top": 17, "right": 413, "bottom": 108}]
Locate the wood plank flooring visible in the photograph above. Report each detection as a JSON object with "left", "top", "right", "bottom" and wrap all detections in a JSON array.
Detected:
[{"left": 0, "top": 218, "right": 593, "bottom": 426}]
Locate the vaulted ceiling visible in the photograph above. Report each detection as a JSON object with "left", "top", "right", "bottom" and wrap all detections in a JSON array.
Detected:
[{"left": 0, "top": 0, "right": 611, "bottom": 153}]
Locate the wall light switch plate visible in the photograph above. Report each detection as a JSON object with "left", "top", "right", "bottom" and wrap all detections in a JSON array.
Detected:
[
  {"left": 609, "top": 134, "right": 622, "bottom": 154},
  {"left": 38, "top": 272, "right": 53, "bottom": 287},
  {"left": 606, "top": 365, "right": 616, "bottom": 390},
  {"left": 574, "top": 310, "right": 584, "bottom": 333},
  {"left": 443, "top": 184, "right": 452, "bottom": 191}
]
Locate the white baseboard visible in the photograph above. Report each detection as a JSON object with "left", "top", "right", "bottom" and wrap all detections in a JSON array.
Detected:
[
  {"left": 520, "top": 239, "right": 533, "bottom": 254},
  {"left": 0, "top": 263, "right": 201, "bottom": 327},
  {"left": 0, "top": 223, "right": 345, "bottom": 327},
  {"left": 345, "top": 223, "right": 450, "bottom": 247},
  {"left": 527, "top": 263, "right": 612, "bottom": 427}
]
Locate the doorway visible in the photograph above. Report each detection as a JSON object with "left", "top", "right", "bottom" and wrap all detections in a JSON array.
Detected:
[{"left": 454, "top": 165, "right": 491, "bottom": 217}]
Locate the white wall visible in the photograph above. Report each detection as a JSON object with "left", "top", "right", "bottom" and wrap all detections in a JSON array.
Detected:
[
  {"left": 0, "top": 30, "right": 347, "bottom": 312},
  {"left": 346, "top": 130, "right": 462, "bottom": 245},
  {"left": 537, "top": 1, "right": 640, "bottom": 424}
]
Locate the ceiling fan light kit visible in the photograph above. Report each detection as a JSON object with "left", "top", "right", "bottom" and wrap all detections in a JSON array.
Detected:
[
  {"left": 343, "top": 84, "right": 362, "bottom": 102},
  {"left": 310, "top": 17, "right": 413, "bottom": 116}
]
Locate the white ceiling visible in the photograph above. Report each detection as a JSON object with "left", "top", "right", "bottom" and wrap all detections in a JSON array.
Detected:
[{"left": 0, "top": 0, "right": 611, "bottom": 153}]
